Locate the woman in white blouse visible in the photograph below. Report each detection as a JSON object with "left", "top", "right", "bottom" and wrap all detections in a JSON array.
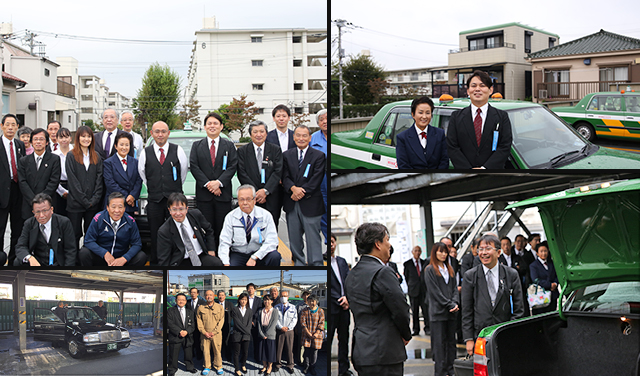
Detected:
[{"left": 52, "top": 127, "right": 73, "bottom": 216}]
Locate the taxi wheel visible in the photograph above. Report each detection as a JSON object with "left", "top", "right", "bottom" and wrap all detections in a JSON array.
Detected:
[
  {"left": 575, "top": 122, "right": 595, "bottom": 142},
  {"left": 68, "top": 339, "right": 85, "bottom": 358}
]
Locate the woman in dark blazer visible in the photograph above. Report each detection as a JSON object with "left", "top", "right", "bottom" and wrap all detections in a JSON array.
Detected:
[
  {"left": 103, "top": 132, "right": 142, "bottom": 214},
  {"left": 529, "top": 241, "right": 559, "bottom": 315},
  {"left": 230, "top": 293, "right": 253, "bottom": 376},
  {"left": 66, "top": 126, "right": 103, "bottom": 251},
  {"left": 424, "top": 242, "right": 459, "bottom": 376},
  {"left": 396, "top": 96, "right": 449, "bottom": 169}
]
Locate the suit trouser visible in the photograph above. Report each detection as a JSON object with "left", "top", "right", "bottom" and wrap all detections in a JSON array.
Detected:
[
  {"left": 68, "top": 207, "right": 100, "bottom": 256},
  {"left": 0, "top": 180, "right": 23, "bottom": 266},
  {"left": 329, "top": 309, "right": 351, "bottom": 375},
  {"left": 286, "top": 202, "right": 323, "bottom": 266},
  {"left": 275, "top": 329, "right": 295, "bottom": 369},
  {"left": 179, "top": 252, "right": 223, "bottom": 267},
  {"left": 251, "top": 325, "right": 261, "bottom": 361},
  {"left": 320, "top": 173, "right": 327, "bottom": 245},
  {"left": 201, "top": 333, "right": 222, "bottom": 370},
  {"left": 232, "top": 340, "right": 250, "bottom": 371},
  {"left": 355, "top": 363, "right": 403, "bottom": 376},
  {"left": 430, "top": 318, "right": 457, "bottom": 376},
  {"left": 147, "top": 198, "right": 170, "bottom": 265},
  {"left": 197, "top": 199, "right": 232, "bottom": 245},
  {"left": 168, "top": 340, "right": 194, "bottom": 373},
  {"left": 409, "top": 290, "right": 429, "bottom": 332}
]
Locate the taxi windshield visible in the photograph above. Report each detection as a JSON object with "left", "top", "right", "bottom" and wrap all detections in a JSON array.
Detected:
[{"left": 507, "top": 107, "right": 590, "bottom": 168}]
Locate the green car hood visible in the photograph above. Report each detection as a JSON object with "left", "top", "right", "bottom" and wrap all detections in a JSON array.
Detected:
[
  {"left": 506, "top": 179, "right": 640, "bottom": 296},
  {"left": 558, "top": 147, "right": 640, "bottom": 169}
]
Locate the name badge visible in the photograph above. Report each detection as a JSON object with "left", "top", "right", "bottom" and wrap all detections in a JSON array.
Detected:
[
  {"left": 172, "top": 166, "right": 178, "bottom": 181},
  {"left": 49, "top": 248, "right": 54, "bottom": 266},
  {"left": 222, "top": 154, "right": 228, "bottom": 170},
  {"left": 261, "top": 169, "right": 265, "bottom": 184},
  {"left": 258, "top": 227, "right": 263, "bottom": 244},
  {"left": 492, "top": 131, "right": 499, "bottom": 152},
  {"left": 303, "top": 164, "right": 310, "bottom": 178}
]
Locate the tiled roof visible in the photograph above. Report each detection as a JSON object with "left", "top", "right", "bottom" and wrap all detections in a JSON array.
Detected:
[
  {"left": 529, "top": 29, "right": 640, "bottom": 59},
  {"left": 2, "top": 71, "right": 27, "bottom": 85}
]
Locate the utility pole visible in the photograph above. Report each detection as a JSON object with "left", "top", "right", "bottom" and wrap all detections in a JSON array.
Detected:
[
  {"left": 279, "top": 270, "right": 284, "bottom": 294},
  {"left": 334, "top": 19, "right": 347, "bottom": 119}
]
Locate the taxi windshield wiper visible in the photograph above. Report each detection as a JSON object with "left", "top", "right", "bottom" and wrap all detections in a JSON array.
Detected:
[{"left": 549, "top": 145, "right": 589, "bottom": 167}]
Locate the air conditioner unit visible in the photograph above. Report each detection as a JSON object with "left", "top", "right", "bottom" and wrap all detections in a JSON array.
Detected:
[{"left": 538, "top": 89, "right": 548, "bottom": 99}]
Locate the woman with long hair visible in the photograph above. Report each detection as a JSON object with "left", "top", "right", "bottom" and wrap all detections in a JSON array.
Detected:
[
  {"left": 66, "top": 126, "right": 103, "bottom": 251},
  {"left": 52, "top": 127, "right": 73, "bottom": 216},
  {"left": 424, "top": 242, "right": 460, "bottom": 376}
]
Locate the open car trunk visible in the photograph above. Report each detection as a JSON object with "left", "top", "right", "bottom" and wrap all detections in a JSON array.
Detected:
[{"left": 491, "top": 313, "right": 640, "bottom": 376}]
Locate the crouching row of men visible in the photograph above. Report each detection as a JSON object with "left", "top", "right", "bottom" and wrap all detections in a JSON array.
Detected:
[{"left": 10, "top": 184, "right": 281, "bottom": 267}]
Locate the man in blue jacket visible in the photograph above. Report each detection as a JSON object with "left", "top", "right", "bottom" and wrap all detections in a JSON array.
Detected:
[{"left": 78, "top": 192, "right": 148, "bottom": 266}]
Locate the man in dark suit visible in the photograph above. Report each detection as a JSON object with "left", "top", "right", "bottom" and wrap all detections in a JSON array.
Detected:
[
  {"left": 237, "top": 120, "right": 283, "bottom": 229},
  {"left": 216, "top": 290, "right": 234, "bottom": 361},
  {"left": 246, "top": 283, "right": 264, "bottom": 361},
  {"left": 446, "top": 70, "right": 512, "bottom": 169},
  {"left": 94, "top": 109, "right": 133, "bottom": 160},
  {"left": 345, "top": 223, "right": 411, "bottom": 376},
  {"left": 47, "top": 121, "right": 61, "bottom": 153},
  {"left": 1, "top": 114, "right": 26, "bottom": 266},
  {"left": 396, "top": 96, "right": 449, "bottom": 169},
  {"left": 500, "top": 236, "right": 530, "bottom": 317},
  {"left": 329, "top": 234, "right": 353, "bottom": 376},
  {"left": 92, "top": 300, "right": 108, "bottom": 320},
  {"left": 168, "top": 293, "right": 197, "bottom": 375},
  {"left": 514, "top": 234, "right": 535, "bottom": 266},
  {"left": 17, "top": 128, "right": 61, "bottom": 220},
  {"left": 266, "top": 104, "right": 295, "bottom": 153},
  {"left": 14, "top": 193, "right": 76, "bottom": 266},
  {"left": 187, "top": 288, "right": 206, "bottom": 360},
  {"left": 462, "top": 234, "right": 524, "bottom": 356},
  {"left": 403, "top": 246, "right": 429, "bottom": 336},
  {"left": 282, "top": 125, "right": 325, "bottom": 266},
  {"left": 387, "top": 245, "right": 403, "bottom": 284},
  {"left": 157, "top": 192, "right": 223, "bottom": 266},
  {"left": 138, "top": 121, "right": 188, "bottom": 264},
  {"left": 189, "top": 112, "right": 238, "bottom": 242}
]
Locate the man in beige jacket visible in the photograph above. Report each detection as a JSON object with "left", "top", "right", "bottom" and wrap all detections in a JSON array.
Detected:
[{"left": 197, "top": 289, "right": 225, "bottom": 375}]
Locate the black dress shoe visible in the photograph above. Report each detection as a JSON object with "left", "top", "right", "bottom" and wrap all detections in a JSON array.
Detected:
[
  {"left": 187, "top": 369, "right": 198, "bottom": 374},
  {"left": 286, "top": 368, "right": 294, "bottom": 374},
  {"left": 412, "top": 331, "right": 420, "bottom": 336},
  {"left": 339, "top": 370, "right": 354, "bottom": 376}
]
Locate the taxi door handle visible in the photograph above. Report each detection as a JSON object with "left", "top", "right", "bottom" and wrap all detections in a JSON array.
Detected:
[
  {"left": 626, "top": 116, "right": 634, "bottom": 120},
  {"left": 586, "top": 114, "right": 595, "bottom": 118},
  {"left": 371, "top": 154, "right": 381, "bottom": 161}
]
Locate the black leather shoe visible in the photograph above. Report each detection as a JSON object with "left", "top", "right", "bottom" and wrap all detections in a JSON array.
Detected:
[
  {"left": 286, "top": 368, "right": 294, "bottom": 374},
  {"left": 187, "top": 370, "right": 198, "bottom": 374},
  {"left": 339, "top": 371, "right": 354, "bottom": 376}
]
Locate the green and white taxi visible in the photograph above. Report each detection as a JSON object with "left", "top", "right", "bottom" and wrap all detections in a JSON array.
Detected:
[
  {"left": 552, "top": 90, "right": 640, "bottom": 142},
  {"left": 331, "top": 95, "right": 640, "bottom": 169}
]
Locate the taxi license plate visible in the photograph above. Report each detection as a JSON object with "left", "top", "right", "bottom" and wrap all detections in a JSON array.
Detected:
[{"left": 107, "top": 343, "right": 117, "bottom": 351}]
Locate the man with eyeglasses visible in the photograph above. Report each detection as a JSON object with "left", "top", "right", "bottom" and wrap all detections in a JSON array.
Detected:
[
  {"left": 461, "top": 233, "right": 524, "bottom": 356},
  {"left": 94, "top": 108, "right": 134, "bottom": 160},
  {"left": 218, "top": 184, "right": 281, "bottom": 266},
  {"left": 156, "top": 192, "right": 222, "bottom": 266},
  {"left": 14, "top": 193, "right": 76, "bottom": 266}
]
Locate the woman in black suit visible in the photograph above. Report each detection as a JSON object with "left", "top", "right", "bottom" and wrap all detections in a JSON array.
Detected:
[
  {"left": 424, "top": 242, "right": 459, "bottom": 376},
  {"left": 529, "top": 241, "right": 559, "bottom": 315},
  {"left": 66, "top": 126, "right": 103, "bottom": 252},
  {"left": 231, "top": 293, "right": 253, "bottom": 376}
]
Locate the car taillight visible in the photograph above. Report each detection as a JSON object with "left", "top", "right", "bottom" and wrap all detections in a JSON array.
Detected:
[{"left": 474, "top": 337, "right": 489, "bottom": 376}]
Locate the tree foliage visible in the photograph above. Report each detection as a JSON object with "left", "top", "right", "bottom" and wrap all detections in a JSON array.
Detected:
[
  {"left": 179, "top": 98, "right": 202, "bottom": 128},
  {"left": 342, "top": 54, "right": 387, "bottom": 105},
  {"left": 133, "top": 63, "right": 181, "bottom": 129},
  {"left": 216, "top": 94, "right": 260, "bottom": 138},
  {"left": 290, "top": 112, "right": 310, "bottom": 128}
]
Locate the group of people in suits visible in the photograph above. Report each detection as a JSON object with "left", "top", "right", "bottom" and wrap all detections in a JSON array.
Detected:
[
  {"left": 1, "top": 103, "right": 328, "bottom": 267},
  {"left": 168, "top": 285, "right": 323, "bottom": 376},
  {"left": 395, "top": 70, "right": 513, "bottom": 169}
]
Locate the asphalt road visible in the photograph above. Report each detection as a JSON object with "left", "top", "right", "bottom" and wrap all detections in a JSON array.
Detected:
[{"left": 54, "top": 347, "right": 163, "bottom": 375}]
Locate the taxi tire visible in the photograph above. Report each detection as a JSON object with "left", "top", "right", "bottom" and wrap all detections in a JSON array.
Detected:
[
  {"left": 574, "top": 122, "right": 595, "bottom": 142},
  {"left": 68, "top": 339, "right": 85, "bottom": 358}
]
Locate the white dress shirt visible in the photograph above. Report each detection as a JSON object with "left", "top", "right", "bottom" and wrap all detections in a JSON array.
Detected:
[
  {"left": 174, "top": 216, "right": 204, "bottom": 258},
  {"left": 82, "top": 151, "right": 91, "bottom": 170},
  {"left": 101, "top": 130, "right": 116, "bottom": 152},
  {"left": 117, "top": 153, "right": 128, "bottom": 172},
  {"left": 138, "top": 142, "right": 188, "bottom": 185},
  {"left": 276, "top": 128, "right": 289, "bottom": 153},
  {"left": 438, "top": 264, "right": 450, "bottom": 284},
  {"left": 125, "top": 130, "right": 144, "bottom": 158},
  {"left": 331, "top": 256, "right": 345, "bottom": 296},
  {"left": 296, "top": 145, "right": 309, "bottom": 162},
  {"left": 503, "top": 253, "right": 512, "bottom": 267},
  {"left": 248, "top": 296, "right": 256, "bottom": 310},
  {"left": 470, "top": 103, "right": 489, "bottom": 135},
  {"left": 414, "top": 124, "right": 428, "bottom": 149},
  {"left": 482, "top": 262, "right": 500, "bottom": 299},
  {"left": 2, "top": 135, "right": 18, "bottom": 180},
  {"left": 53, "top": 145, "right": 73, "bottom": 197},
  {"left": 239, "top": 306, "right": 247, "bottom": 317}
]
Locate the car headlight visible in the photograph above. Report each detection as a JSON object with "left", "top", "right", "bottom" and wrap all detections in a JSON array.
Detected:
[
  {"left": 83, "top": 333, "right": 100, "bottom": 342},
  {"left": 139, "top": 198, "right": 148, "bottom": 215},
  {"left": 121, "top": 330, "right": 130, "bottom": 339}
]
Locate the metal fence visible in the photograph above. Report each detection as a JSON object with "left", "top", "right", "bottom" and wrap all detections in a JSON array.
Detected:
[{"left": 0, "top": 299, "right": 156, "bottom": 331}]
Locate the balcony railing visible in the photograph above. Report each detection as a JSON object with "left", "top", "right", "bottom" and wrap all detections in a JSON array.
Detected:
[
  {"left": 57, "top": 79, "right": 76, "bottom": 99},
  {"left": 449, "top": 42, "right": 516, "bottom": 54},
  {"left": 536, "top": 81, "right": 628, "bottom": 101}
]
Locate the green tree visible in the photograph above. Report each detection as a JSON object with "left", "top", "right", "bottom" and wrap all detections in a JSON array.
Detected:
[
  {"left": 216, "top": 94, "right": 260, "bottom": 138},
  {"left": 331, "top": 61, "right": 340, "bottom": 107},
  {"left": 83, "top": 119, "right": 96, "bottom": 131},
  {"left": 342, "top": 54, "right": 387, "bottom": 105},
  {"left": 179, "top": 98, "right": 202, "bottom": 129},
  {"left": 291, "top": 112, "right": 310, "bottom": 128},
  {"left": 133, "top": 63, "right": 181, "bottom": 129}
]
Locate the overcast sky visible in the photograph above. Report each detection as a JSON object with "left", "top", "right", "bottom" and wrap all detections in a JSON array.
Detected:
[
  {"left": 4, "top": 0, "right": 326, "bottom": 99},
  {"left": 331, "top": 0, "right": 640, "bottom": 71}
]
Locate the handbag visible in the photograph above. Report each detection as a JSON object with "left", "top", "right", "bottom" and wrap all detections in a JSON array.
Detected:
[{"left": 527, "top": 279, "right": 551, "bottom": 309}]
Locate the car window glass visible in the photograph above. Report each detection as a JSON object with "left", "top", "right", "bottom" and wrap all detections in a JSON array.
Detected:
[
  {"left": 434, "top": 109, "right": 456, "bottom": 135},
  {"left": 565, "top": 282, "right": 640, "bottom": 315},
  {"left": 36, "top": 310, "right": 62, "bottom": 322},
  {"left": 374, "top": 107, "right": 412, "bottom": 147},
  {"left": 588, "top": 95, "right": 622, "bottom": 111},
  {"left": 625, "top": 95, "right": 640, "bottom": 113}
]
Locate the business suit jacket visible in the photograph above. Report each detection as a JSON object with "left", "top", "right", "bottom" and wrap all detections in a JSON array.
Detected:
[
  {"left": 189, "top": 137, "right": 238, "bottom": 202},
  {"left": 65, "top": 155, "right": 103, "bottom": 212},
  {"left": 248, "top": 295, "right": 264, "bottom": 322},
  {"left": 103, "top": 154, "right": 142, "bottom": 213},
  {"left": 230, "top": 306, "right": 253, "bottom": 342},
  {"left": 499, "top": 253, "right": 529, "bottom": 285},
  {"left": 345, "top": 255, "right": 411, "bottom": 367},
  {"left": 461, "top": 263, "right": 524, "bottom": 341},
  {"left": 446, "top": 104, "right": 512, "bottom": 169},
  {"left": 237, "top": 142, "right": 283, "bottom": 206},
  {"left": 0, "top": 137, "right": 25, "bottom": 209},
  {"left": 17, "top": 151, "right": 61, "bottom": 219},
  {"left": 330, "top": 255, "right": 350, "bottom": 313},
  {"left": 424, "top": 265, "right": 459, "bottom": 321},
  {"left": 187, "top": 297, "right": 207, "bottom": 313},
  {"left": 529, "top": 259, "right": 558, "bottom": 291},
  {"left": 388, "top": 261, "right": 403, "bottom": 284},
  {"left": 266, "top": 128, "right": 295, "bottom": 151},
  {"left": 396, "top": 125, "right": 449, "bottom": 169},
  {"left": 94, "top": 129, "right": 134, "bottom": 160},
  {"left": 216, "top": 300, "right": 234, "bottom": 345},
  {"left": 403, "top": 257, "right": 427, "bottom": 298},
  {"left": 156, "top": 209, "right": 221, "bottom": 266},
  {"left": 282, "top": 147, "right": 325, "bottom": 217},
  {"left": 15, "top": 214, "right": 76, "bottom": 266},
  {"left": 168, "top": 305, "right": 195, "bottom": 346}
]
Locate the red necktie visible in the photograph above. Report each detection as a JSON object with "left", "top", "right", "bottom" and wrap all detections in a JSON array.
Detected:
[
  {"left": 9, "top": 140, "right": 18, "bottom": 183},
  {"left": 210, "top": 140, "right": 216, "bottom": 167},
  {"left": 474, "top": 108, "right": 482, "bottom": 147},
  {"left": 420, "top": 131, "right": 426, "bottom": 139},
  {"left": 122, "top": 158, "right": 127, "bottom": 166},
  {"left": 53, "top": 143, "right": 58, "bottom": 151},
  {"left": 159, "top": 148, "right": 165, "bottom": 165},
  {"left": 416, "top": 260, "right": 420, "bottom": 277}
]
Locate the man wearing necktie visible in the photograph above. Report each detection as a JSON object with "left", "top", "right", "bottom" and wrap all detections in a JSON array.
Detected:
[
  {"left": 14, "top": 193, "right": 76, "bottom": 266},
  {"left": 94, "top": 109, "right": 134, "bottom": 161},
  {"left": 47, "top": 121, "right": 61, "bottom": 153},
  {"left": 168, "top": 293, "right": 197, "bottom": 375},
  {"left": 282, "top": 125, "right": 326, "bottom": 266},
  {"left": 403, "top": 246, "right": 430, "bottom": 336},
  {"left": 446, "top": 70, "right": 512, "bottom": 169},
  {"left": 274, "top": 290, "right": 298, "bottom": 374}
]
